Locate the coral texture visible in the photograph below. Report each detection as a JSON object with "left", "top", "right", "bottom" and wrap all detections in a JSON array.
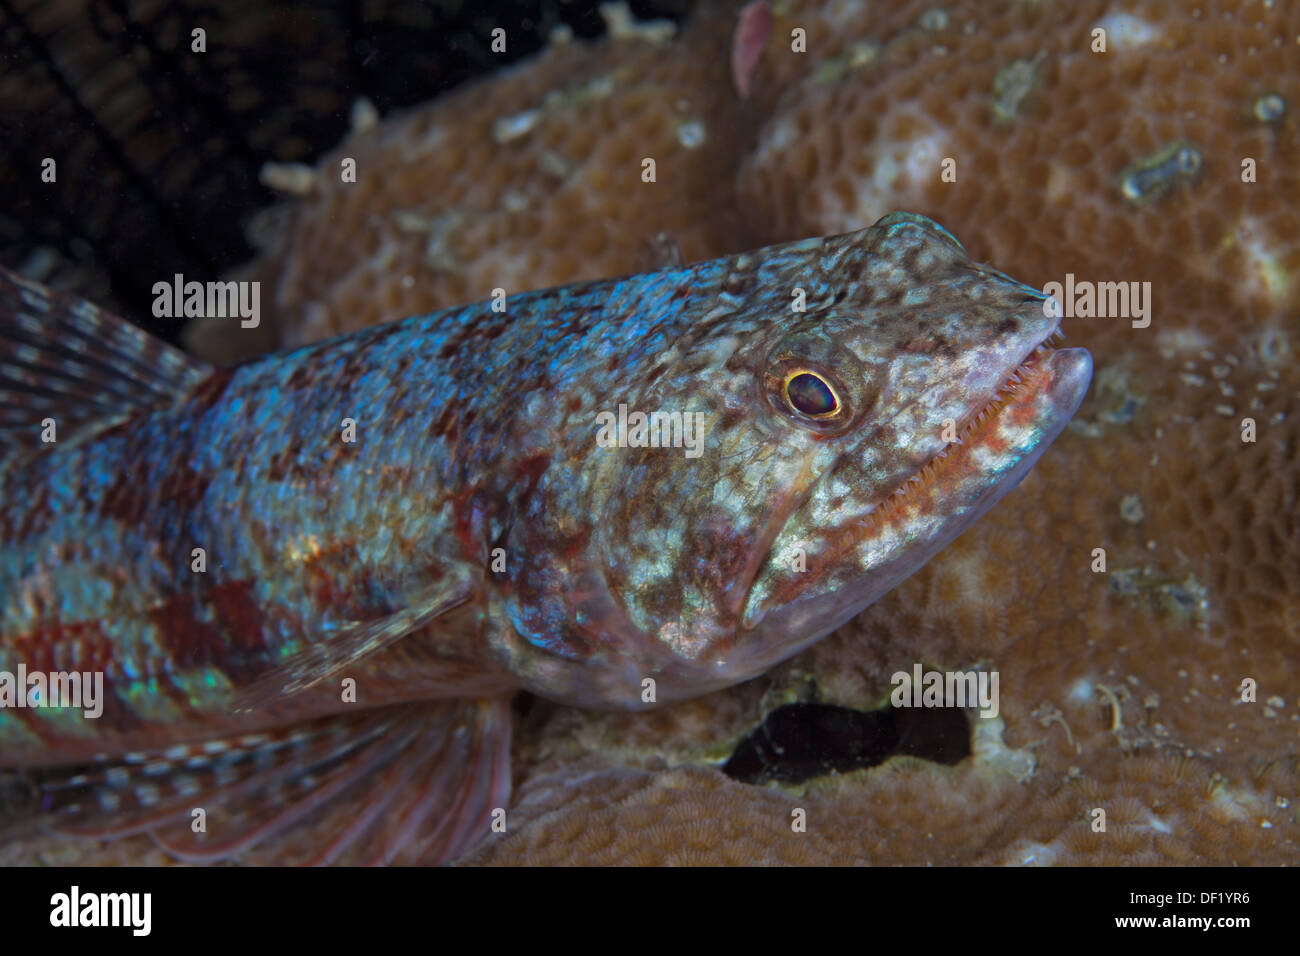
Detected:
[
  {"left": 186, "top": 1, "right": 764, "bottom": 360},
  {"left": 9, "top": 0, "right": 1298, "bottom": 864}
]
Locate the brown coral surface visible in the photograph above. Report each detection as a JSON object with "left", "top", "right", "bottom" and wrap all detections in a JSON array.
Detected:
[
  {"left": 10, "top": 0, "right": 1298, "bottom": 864},
  {"left": 187, "top": 1, "right": 762, "bottom": 359}
]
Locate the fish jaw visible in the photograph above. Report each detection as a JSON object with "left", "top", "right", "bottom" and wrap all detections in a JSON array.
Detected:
[{"left": 734, "top": 345, "right": 1093, "bottom": 677}]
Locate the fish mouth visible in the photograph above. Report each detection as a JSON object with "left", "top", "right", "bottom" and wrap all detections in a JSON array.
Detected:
[
  {"left": 821, "top": 329, "right": 1089, "bottom": 565},
  {"left": 910, "top": 330, "right": 1066, "bottom": 489}
]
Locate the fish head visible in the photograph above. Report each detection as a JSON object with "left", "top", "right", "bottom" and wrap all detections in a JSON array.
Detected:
[
  {"left": 720, "top": 214, "right": 1093, "bottom": 682},
  {"left": 505, "top": 213, "right": 1091, "bottom": 708}
]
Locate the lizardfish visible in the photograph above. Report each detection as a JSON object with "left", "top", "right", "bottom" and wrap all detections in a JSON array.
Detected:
[{"left": 0, "top": 213, "right": 1091, "bottom": 864}]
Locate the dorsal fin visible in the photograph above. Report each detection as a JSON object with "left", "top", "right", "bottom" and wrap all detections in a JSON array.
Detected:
[{"left": 0, "top": 269, "right": 212, "bottom": 460}]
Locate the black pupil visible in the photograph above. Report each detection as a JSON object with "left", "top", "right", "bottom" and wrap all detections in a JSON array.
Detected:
[{"left": 787, "top": 373, "right": 837, "bottom": 416}]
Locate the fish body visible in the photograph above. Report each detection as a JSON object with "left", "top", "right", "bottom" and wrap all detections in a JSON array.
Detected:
[{"left": 0, "top": 213, "right": 1091, "bottom": 862}]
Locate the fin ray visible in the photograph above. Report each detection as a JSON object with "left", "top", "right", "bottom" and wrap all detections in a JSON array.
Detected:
[
  {"left": 231, "top": 569, "right": 478, "bottom": 711},
  {"left": 21, "top": 698, "right": 512, "bottom": 866},
  {"left": 0, "top": 269, "right": 211, "bottom": 458}
]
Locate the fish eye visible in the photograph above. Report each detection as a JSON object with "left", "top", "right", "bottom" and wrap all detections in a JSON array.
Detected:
[
  {"left": 763, "top": 334, "right": 865, "bottom": 433},
  {"left": 784, "top": 370, "right": 841, "bottom": 419}
]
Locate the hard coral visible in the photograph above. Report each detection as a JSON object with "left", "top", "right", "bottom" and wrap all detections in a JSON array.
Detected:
[
  {"left": 739, "top": 0, "right": 1299, "bottom": 359},
  {"left": 188, "top": 2, "right": 764, "bottom": 361}
]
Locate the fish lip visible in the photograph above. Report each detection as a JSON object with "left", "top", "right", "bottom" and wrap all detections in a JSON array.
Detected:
[
  {"left": 972, "top": 310, "right": 1059, "bottom": 402},
  {"left": 1040, "top": 345, "right": 1094, "bottom": 414},
  {"left": 866, "top": 334, "right": 1095, "bottom": 537},
  {"left": 861, "top": 339, "right": 1093, "bottom": 536},
  {"left": 901, "top": 318, "right": 1077, "bottom": 485}
]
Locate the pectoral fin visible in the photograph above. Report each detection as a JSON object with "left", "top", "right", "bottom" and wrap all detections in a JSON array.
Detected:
[{"left": 232, "top": 568, "right": 478, "bottom": 712}]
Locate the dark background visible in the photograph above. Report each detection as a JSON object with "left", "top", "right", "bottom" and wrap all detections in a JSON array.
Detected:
[{"left": 0, "top": 0, "right": 695, "bottom": 343}]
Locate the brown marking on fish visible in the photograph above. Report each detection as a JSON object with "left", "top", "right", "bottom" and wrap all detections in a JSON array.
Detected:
[{"left": 149, "top": 582, "right": 271, "bottom": 686}]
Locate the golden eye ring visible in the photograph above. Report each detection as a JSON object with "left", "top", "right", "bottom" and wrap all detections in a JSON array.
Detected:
[{"left": 782, "top": 369, "right": 842, "bottom": 419}]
